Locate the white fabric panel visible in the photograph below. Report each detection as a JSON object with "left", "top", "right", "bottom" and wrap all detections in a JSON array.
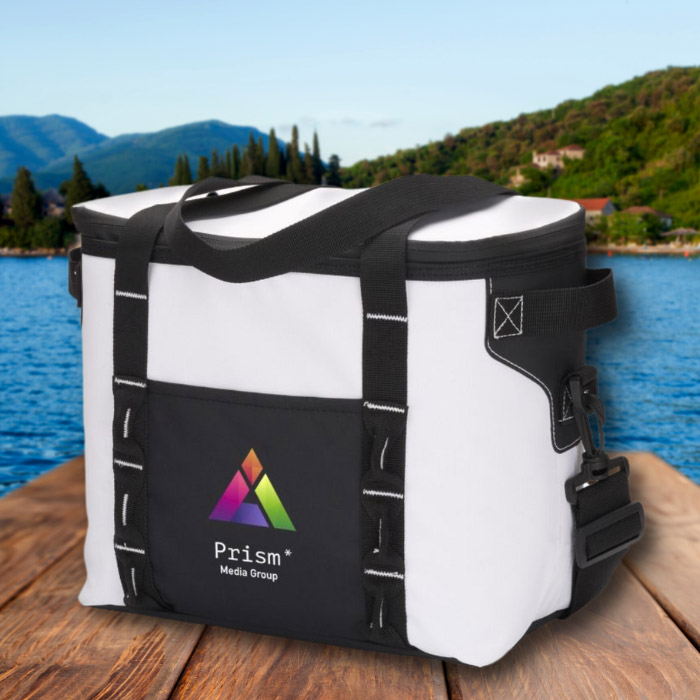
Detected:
[
  {"left": 403, "top": 279, "right": 577, "bottom": 666},
  {"left": 77, "top": 184, "right": 581, "bottom": 243},
  {"left": 79, "top": 255, "right": 122, "bottom": 607},
  {"left": 78, "top": 253, "right": 577, "bottom": 666}
]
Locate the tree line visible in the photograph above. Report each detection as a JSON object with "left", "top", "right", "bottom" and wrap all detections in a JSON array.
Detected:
[
  {"left": 0, "top": 157, "right": 107, "bottom": 249},
  {"left": 167, "top": 126, "right": 341, "bottom": 187}
]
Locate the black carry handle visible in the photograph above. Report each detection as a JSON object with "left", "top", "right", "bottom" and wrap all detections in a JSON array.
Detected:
[
  {"left": 164, "top": 174, "right": 514, "bottom": 283},
  {"left": 182, "top": 177, "right": 321, "bottom": 222}
]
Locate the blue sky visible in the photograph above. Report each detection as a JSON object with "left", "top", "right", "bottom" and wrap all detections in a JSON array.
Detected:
[{"left": 4, "top": 0, "right": 699, "bottom": 164}]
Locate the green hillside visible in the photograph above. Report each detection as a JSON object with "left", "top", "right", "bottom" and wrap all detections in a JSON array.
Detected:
[
  {"left": 342, "top": 67, "right": 700, "bottom": 228},
  {"left": 0, "top": 115, "right": 106, "bottom": 176},
  {"left": 35, "top": 120, "right": 283, "bottom": 194}
]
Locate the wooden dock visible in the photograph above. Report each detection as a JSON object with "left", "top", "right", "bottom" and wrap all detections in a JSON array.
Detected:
[{"left": 0, "top": 452, "right": 698, "bottom": 699}]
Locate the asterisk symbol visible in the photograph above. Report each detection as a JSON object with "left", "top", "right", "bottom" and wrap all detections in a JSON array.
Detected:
[{"left": 284, "top": 549, "right": 292, "bottom": 557}]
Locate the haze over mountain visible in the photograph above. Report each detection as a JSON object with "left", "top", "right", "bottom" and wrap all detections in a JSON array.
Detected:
[{"left": 0, "top": 118, "right": 282, "bottom": 194}]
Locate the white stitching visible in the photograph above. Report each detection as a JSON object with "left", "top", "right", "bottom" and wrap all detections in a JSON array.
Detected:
[
  {"left": 363, "top": 401, "right": 406, "bottom": 414},
  {"left": 114, "top": 378, "right": 147, "bottom": 389},
  {"left": 131, "top": 567, "right": 137, "bottom": 597},
  {"left": 362, "top": 489, "right": 404, "bottom": 500},
  {"left": 379, "top": 598, "right": 384, "bottom": 628},
  {"left": 115, "top": 290, "right": 147, "bottom": 300},
  {"left": 379, "top": 437, "right": 389, "bottom": 470},
  {"left": 366, "top": 313, "right": 408, "bottom": 323},
  {"left": 122, "top": 493, "right": 129, "bottom": 527},
  {"left": 487, "top": 279, "right": 580, "bottom": 452},
  {"left": 493, "top": 295, "right": 524, "bottom": 339},
  {"left": 114, "top": 459, "right": 143, "bottom": 470},
  {"left": 560, "top": 386, "right": 574, "bottom": 423},
  {"left": 123, "top": 408, "right": 131, "bottom": 439},
  {"left": 115, "top": 543, "right": 145, "bottom": 555},
  {"left": 364, "top": 568, "right": 404, "bottom": 580}
]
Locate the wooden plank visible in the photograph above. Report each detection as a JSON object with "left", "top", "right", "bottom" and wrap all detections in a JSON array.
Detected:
[
  {"left": 446, "top": 566, "right": 700, "bottom": 700},
  {"left": 0, "top": 543, "right": 204, "bottom": 700},
  {"left": 170, "top": 626, "right": 448, "bottom": 700},
  {"left": 625, "top": 451, "right": 700, "bottom": 648},
  {"left": 0, "top": 457, "right": 86, "bottom": 609}
]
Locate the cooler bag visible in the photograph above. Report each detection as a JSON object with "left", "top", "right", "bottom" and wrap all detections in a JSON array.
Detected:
[{"left": 68, "top": 174, "right": 644, "bottom": 666}]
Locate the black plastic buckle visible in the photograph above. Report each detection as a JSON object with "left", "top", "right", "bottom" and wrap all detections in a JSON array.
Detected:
[
  {"left": 574, "top": 501, "right": 645, "bottom": 568},
  {"left": 565, "top": 454, "right": 630, "bottom": 506}
]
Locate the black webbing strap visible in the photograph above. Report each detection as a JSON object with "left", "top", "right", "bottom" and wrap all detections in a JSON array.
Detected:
[
  {"left": 165, "top": 174, "right": 513, "bottom": 283},
  {"left": 360, "top": 218, "right": 420, "bottom": 647},
  {"left": 490, "top": 268, "right": 617, "bottom": 339},
  {"left": 112, "top": 204, "right": 172, "bottom": 610},
  {"left": 563, "top": 367, "right": 644, "bottom": 615}
]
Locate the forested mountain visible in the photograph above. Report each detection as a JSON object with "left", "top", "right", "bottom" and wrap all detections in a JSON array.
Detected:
[
  {"left": 341, "top": 67, "right": 700, "bottom": 227},
  {"left": 0, "top": 115, "right": 106, "bottom": 177},
  {"left": 0, "top": 119, "right": 283, "bottom": 194}
]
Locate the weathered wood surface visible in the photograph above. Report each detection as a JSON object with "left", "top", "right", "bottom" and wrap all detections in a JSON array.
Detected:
[
  {"left": 0, "top": 543, "right": 204, "bottom": 700},
  {"left": 625, "top": 451, "right": 700, "bottom": 649},
  {"left": 0, "top": 451, "right": 697, "bottom": 700},
  {"left": 447, "top": 566, "right": 700, "bottom": 700},
  {"left": 0, "top": 456, "right": 86, "bottom": 609},
  {"left": 170, "top": 626, "right": 448, "bottom": 700}
]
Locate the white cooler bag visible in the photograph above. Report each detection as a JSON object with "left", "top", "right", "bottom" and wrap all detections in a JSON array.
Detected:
[{"left": 69, "top": 174, "right": 644, "bottom": 666}]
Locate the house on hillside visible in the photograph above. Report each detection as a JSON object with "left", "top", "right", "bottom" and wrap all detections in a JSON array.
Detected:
[
  {"left": 510, "top": 166, "right": 529, "bottom": 188},
  {"left": 532, "top": 144, "right": 585, "bottom": 169},
  {"left": 623, "top": 205, "right": 672, "bottom": 229},
  {"left": 568, "top": 198, "right": 616, "bottom": 224},
  {"left": 42, "top": 189, "right": 66, "bottom": 218}
]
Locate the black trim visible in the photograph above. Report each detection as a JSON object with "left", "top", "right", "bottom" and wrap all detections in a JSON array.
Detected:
[
  {"left": 360, "top": 220, "right": 415, "bottom": 648},
  {"left": 95, "top": 601, "right": 574, "bottom": 665},
  {"left": 484, "top": 247, "right": 589, "bottom": 453},
  {"left": 79, "top": 225, "right": 586, "bottom": 283},
  {"left": 97, "top": 604, "right": 459, "bottom": 662},
  {"left": 112, "top": 205, "right": 171, "bottom": 611},
  {"left": 148, "top": 379, "right": 361, "bottom": 413}
]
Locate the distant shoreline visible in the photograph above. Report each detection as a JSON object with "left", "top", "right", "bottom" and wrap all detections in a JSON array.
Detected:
[
  {"left": 0, "top": 247, "right": 68, "bottom": 258},
  {"left": 588, "top": 243, "right": 700, "bottom": 257}
]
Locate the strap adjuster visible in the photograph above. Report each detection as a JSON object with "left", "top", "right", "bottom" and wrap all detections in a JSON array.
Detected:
[
  {"left": 565, "top": 454, "right": 630, "bottom": 506},
  {"left": 574, "top": 501, "right": 645, "bottom": 568}
]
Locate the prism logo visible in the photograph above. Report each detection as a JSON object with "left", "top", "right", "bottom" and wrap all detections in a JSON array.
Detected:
[{"left": 209, "top": 449, "right": 295, "bottom": 531}]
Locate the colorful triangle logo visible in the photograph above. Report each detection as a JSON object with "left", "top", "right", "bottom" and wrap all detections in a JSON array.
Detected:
[{"left": 209, "top": 449, "right": 295, "bottom": 531}]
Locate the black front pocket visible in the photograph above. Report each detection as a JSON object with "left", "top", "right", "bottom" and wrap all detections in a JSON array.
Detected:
[{"left": 146, "top": 380, "right": 366, "bottom": 643}]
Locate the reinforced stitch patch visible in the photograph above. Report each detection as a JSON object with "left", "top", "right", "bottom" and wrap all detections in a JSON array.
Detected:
[{"left": 493, "top": 295, "right": 524, "bottom": 339}]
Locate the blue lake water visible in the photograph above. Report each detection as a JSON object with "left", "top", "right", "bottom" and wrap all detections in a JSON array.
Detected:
[{"left": 0, "top": 253, "right": 698, "bottom": 497}]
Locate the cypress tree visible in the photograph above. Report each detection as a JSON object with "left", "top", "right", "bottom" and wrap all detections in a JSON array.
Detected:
[
  {"left": 196, "top": 155, "right": 210, "bottom": 181},
  {"left": 169, "top": 155, "right": 183, "bottom": 186},
  {"left": 279, "top": 142, "right": 287, "bottom": 179},
  {"left": 232, "top": 145, "right": 241, "bottom": 180},
  {"left": 11, "top": 166, "right": 42, "bottom": 229},
  {"left": 304, "top": 143, "right": 314, "bottom": 184},
  {"left": 326, "top": 154, "right": 341, "bottom": 187},
  {"left": 225, "top": 150, "right": 232, "bottom": 179},
  {"left": 211, "top": 149, "right": 221, "bottom": 176},
  {"left": 246, "top": 132, "right": 257, "bottom": 175},
  {"left": 64, "top": 156, "right": 96, "bottom": 226},
  {"left": 266, "top": 129, "right": 280, "bottom": 178},
  {"left": 256, "top": 136, "right": 266, "bottom": 175},
  {"left": 289, "top": 125, "right": 303, "bottom": 183},
  {"left": 182, "top": 154, "right": 193, "bottom": 184},
  {"left": 312, "top": 131, "right": 324, "bottom": 184}
]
